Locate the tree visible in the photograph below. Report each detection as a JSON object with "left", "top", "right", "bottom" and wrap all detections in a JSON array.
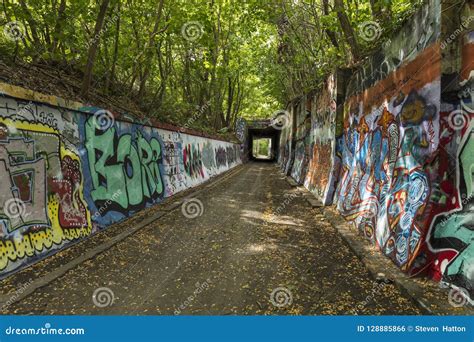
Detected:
[
  {"left": 334, "top": 0, "right": 360, "bottom": 61},
  {"left": 81, "top": 0, "right": 111, "bottom": 97},
  {"left": 0, "top": 0, "right": 423, "bottom": 130}
]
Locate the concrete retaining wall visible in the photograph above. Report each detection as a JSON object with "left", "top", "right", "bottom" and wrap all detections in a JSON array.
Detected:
[
  {"left": 280, "top": 0, "right": 473, "bottom": 302},
  {"left": 0, "top": 83, "right": 241, "bottom": 277}
]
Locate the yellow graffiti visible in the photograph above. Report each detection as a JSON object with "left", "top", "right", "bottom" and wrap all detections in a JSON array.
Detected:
[{"left": 0, "top": 117, "right": 92, "bottom": 272}]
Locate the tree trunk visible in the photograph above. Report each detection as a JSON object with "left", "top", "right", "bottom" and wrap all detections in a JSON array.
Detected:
[
  {"left": 137, "top": 0, "right": 165, "bottom": 100},
  {"left": 106, "top": 0, "right": 121, "bottom": 93},
  {"left": 19, "top": 0, "right": 42, "bottom": 50},
  {"left": 225, "top": 76, "right": 234, "bottom": 127},
  {"left": 370, "top": 0, "right": 392, "bottom": 22},
  {"left": 321, "top": 0, "right": 339, "bottom": 48},
  {"left": 51, "top": 0, "right": 67, "bottom": 57},
  {"left": 369, "top": 0, "right": 382, "bottom": 20},
  {"left": 81, "top": 0, "right": 111, "bottom": 97},
  {"left": 334, "top": 0, "right": 360, "bottom": 61}
]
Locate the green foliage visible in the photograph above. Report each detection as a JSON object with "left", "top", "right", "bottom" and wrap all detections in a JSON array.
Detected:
[
  {"left": 253, "top": 137, "right": 271, "bottom": 158},
  {"left": 0, "top": 0, "right": 422, "bottom": 132},
  {"left": 268, "top": 0, "right": 424, "bottom": 103}
]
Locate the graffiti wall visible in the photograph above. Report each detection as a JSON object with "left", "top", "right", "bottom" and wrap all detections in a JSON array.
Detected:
[
  {"left": 278, "top": 0, "right": 472, "bottom": 300},
  {"left": 290, "top": 96, "right": 311, "bottom": 184},
  {"left": 278, "top": 104, "right": 295, "bottom": 175},
  {"left": 427, "top": 26, "right": 474, "bottom": 302},
  {"left": 235, "top": 117, "right": 248, "bottom": 162},
  {"left": 333, "top": 0, "right": 474, "bottom": 301},
  {"left": 304, "top": 75, "right": 340, "bottom": 205},
  {"left": 0, "top": 88, "right": 241, "bottom": 276},
  {"left": 335, "top": 42, "right": 441, "bottom": 274}
]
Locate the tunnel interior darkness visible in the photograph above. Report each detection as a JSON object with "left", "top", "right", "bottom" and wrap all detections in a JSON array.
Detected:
[{"left": 247, "top": 127, "right": 280, "bottom": 162}]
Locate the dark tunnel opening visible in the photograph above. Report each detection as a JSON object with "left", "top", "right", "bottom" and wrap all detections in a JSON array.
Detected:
[{"left": 247, "top": 127, "right": 280, "bottom": 162}]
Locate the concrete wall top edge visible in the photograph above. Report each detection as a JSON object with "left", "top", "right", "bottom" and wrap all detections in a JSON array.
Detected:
[
  {"left": 0, "top": 81, "right": 237, "bottom": 144},
  {"left": 345, "top": 0, "right": 442, "bottom": 99}
]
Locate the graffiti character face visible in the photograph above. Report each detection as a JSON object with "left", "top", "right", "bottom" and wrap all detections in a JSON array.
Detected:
[{"left": 400, "top": 91, "right": 436, "bottom": 126}]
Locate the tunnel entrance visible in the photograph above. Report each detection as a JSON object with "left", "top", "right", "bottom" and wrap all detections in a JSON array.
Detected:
[{"left": 246, "top": 120, "right": 280, "bottom": 162}]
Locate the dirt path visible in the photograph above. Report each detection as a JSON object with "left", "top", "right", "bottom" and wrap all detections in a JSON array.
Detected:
[{"left": 2, "top": 163, "right": 421, "bottom": 315}]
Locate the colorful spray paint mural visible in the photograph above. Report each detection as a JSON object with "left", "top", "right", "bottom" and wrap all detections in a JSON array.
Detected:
[
  {"left": 331, "top": 0, "right": 473, "bottom": 301},
  {"left": 278, "top": 0, "right": 472, "bottom": 300},
  {"left": 429, "top": 117, "right": 474, "bottom": 301},
  {"left": 328, "top": 0, "right": 473, "bottom": 301},
  {"left": 335, "top": 43, "right": 441, "bottom": 275},
  {"left": 0, "top": 88, "right": 241, "bottom": 277},
  {"left": 0, "top": 97, "right": 91, "bottom": 275},
  {"left": 304, "top": 75, "right": 340, "bottom": 205},
  {"left": 278, "top": 104, "right": 294, "bottom": 175},
  {"left": 235, "top": 117, "right": 248, "bottom": 163},
  {"left": 427, "top": 28, "right": 474, "bottom": 302},
  {"left": 290, "top": 96, "right": 311, "bottom": 184},
  {"left": 235, "top": 117, "right": 246, "bottom": 143}
]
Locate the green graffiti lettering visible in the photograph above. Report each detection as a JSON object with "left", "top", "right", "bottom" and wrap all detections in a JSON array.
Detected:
[
  {"left": 149, "top": 137, "right": 163, "bottom": 196},
  {"left": 434, "top": 216, "right": 473, "bottom": 279},
  {"left": 137, "top": 132, "right": 155, "bottom": 198},
  {"left": 85, "top": 118, "right": 128, "bottom": 208},
  {"left": 85, "top": 116, "right": 164, "bottom": 212},
  {"left": 117, "top": 134, "right": 142, "bottom": 206}
]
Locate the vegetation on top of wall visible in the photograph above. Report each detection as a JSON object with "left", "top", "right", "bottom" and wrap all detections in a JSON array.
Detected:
[
  {"left": 271, "top": 0, "right": 426, "bottom": 103},
  {"left": 0, "top": 0, "right": 422, "bottom": 132}
]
